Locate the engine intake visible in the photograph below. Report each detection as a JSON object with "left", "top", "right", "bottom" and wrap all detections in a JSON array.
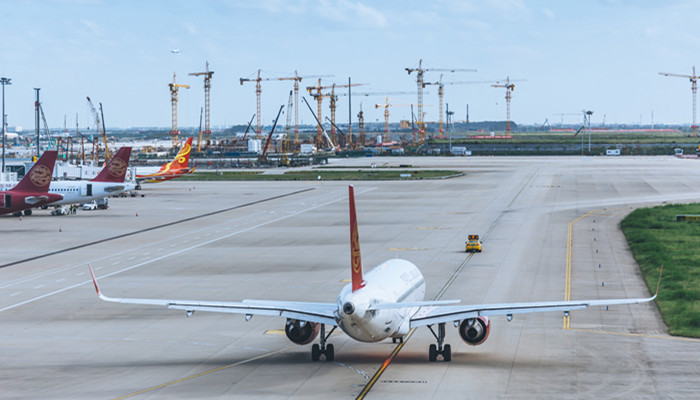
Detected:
[
  {"left": 285, "top": 318, "right": 320, "bottom": 345},
  {"left": 459, "top": 316, "right": 490, "bottom": 346}
]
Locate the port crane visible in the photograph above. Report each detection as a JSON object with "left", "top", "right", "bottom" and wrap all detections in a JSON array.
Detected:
[
  {"left": 168, "top": 73, "right": 190, "bottom": 147},
  {"left": 406, "top": 59, "right": 476, "bottom": 142},
  {"left": 189, "top": 61, "right": 214, "bottom": 151},
  {"left": 659, "top": 66, "right": 699, "bottom": 136}
]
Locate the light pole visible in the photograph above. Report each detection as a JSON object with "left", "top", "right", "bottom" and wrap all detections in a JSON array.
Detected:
[{"left": 1, "top": 77, "right": 11, "bottom": 174}]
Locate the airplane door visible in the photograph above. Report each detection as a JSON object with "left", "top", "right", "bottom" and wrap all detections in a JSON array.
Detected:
[
  {"left": 86, "top": 184, "right": 92, "bottom": 196},
  {"left": 4, "top": 194, "right": 11, "bottom": 208}
]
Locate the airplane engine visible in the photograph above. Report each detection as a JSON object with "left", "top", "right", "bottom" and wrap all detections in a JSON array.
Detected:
[
  {"left": 285, "top": 318, "right": 320, "bottom": 345},
  {"left": 458, "top": 316, "right": 490, "bottom": 346}
]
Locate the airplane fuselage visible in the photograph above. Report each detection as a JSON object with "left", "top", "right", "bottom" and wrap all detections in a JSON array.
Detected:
[
  {"left": 335, "top": 258, "right": 424, "bottom": 342},
  {"left": 0, "top": 181, "right": 136, "bottom": 206}
]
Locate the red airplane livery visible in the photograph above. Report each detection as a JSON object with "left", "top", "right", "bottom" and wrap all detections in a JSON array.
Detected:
[
  {"left": 135, "top": 137, "right": 195, "bottom": 185},
  {"left": 1, "top": 151, "right": 63, "bottom": 216}
]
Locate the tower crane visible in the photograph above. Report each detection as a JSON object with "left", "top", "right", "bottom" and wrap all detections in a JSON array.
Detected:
[
  {"left": 86, "top": 96, "right": 109, "bottom": 161},
  {"left": 374, "top": 97, "right": 413, "bottom": 142},
  {"left": 336, "top": 91, "right": 412, "bottom": 147},
  {"left": 406, "top": 59, "right": 476, "bottom": 142},
  {"left": 491, "top": 77, "right": 525, "bottom": 134},
  {"left": 357, "top": 102, "right": 365, "bottom": 147},
  {"left": 659, "top": 66, "right": 699, "bottom": 136},
  {"left": 189, "top": 61, "right": 214, "bottom": 151},
  {"left": 306, "top": 79, "right": 365, "bottom": 147},
  {"left": 424, "top": 75, "right": 491, "bottom": 137},
  {"left": 240, "top": 70, "right": 333, "bottom": 140},
  {"left": 281, "top": 90, "right": 293, "bottom": 165},
  {"left": 168, "top": 72, "right": 190, "bottom": 147}
]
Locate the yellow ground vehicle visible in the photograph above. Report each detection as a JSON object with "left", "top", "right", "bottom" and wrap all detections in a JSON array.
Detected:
[{"left": 465, "top": 234, "right": 482, "bottom": 252}]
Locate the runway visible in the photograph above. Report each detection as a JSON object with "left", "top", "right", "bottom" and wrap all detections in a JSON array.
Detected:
[{"left": 1, "top": 156, "right": 699, "bottom": 399}]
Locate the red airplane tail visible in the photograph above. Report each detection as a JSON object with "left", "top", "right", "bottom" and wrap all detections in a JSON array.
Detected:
[
  {"left": 349, "top": 185, "right": 366, "bottom": 292},
  {"left": 91, "top": 147, "right": 132, "bottom": 182},
  {"left": 12, "top": 151, "right": 58, "bottom": 193},
  {"left": 170, "top": 137, "right": 193, "bottom": 169}
]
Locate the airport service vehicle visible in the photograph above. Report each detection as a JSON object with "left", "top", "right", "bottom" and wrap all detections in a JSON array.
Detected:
[
  {"left": 51, "top": 206, "right": 69, "bottom": 216},
  {"left": 134, "top": 137, "right": 195, "bottom": 187},
  {"left": 465, "top": 234, "right": 482, "bottom": 252},
  {"left": 46, "top": 147, "right": 135, "bottom": 207},
  {"left": 89, "top": 185, "right": 659, "bottom": 362},
  {"left": 0, "top": 151, "right": 63, "bottom": 216},
  {"left": 82, "top": 201, "right": 97, "bottom": 211}
]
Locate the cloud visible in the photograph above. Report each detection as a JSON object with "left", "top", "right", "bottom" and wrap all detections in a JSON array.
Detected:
[
  {"left": 316, "top": 0, "right": 388, "bottom": 28},
  {"left": 80, "top": 19, "right": 103, "bottom": 36},
  {"left": 542, "top": 7, "right": 555, "bottom": 20},
  {"left": 183, "top": 22, "right": 199, "bottom": 35}
]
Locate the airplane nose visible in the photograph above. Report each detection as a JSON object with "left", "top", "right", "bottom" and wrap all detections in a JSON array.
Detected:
[{"left": 343, "top": 301, "right": 355, "bottom": 315}]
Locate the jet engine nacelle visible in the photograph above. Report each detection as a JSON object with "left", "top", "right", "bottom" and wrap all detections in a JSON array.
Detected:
[
  {"left": 459, "top": 316, "right": 490, "bottom": 346},
  {"left": 285, "top": 318, "right": 320, "bottom": 345}
]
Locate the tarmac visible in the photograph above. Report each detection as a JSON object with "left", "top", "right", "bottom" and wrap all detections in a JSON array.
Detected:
[{"left": 1, "top": 155, "right": 700, "bottom": 399}]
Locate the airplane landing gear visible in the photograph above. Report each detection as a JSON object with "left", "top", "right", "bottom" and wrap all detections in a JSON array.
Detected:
[
  {"left": 311, "top": 324, "right": 336, "bottom": 361},
  {"left": 427, "top": 323, "right": 451, "bottom": 362}
]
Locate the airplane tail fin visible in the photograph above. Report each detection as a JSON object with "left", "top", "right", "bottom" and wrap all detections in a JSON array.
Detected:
[
  {"left": 349, "top": 185, "right": 365, "bottom": 292},
  {"left": 171, "top": 137, "right": 193, "bottom": 169},
  {"left": 91, "top": 147, "right": 132, "bottom": 182},
  {"left": 12, "top": 150, "right": 58, "bottom": 193}
]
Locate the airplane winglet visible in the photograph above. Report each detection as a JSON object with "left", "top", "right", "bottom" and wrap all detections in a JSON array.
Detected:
[{"left": 88, "top": 264, "right": 102, "bottom": 297}]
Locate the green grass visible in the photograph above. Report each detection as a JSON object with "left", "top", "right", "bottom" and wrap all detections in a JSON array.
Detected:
[
  {"left": 176, "top": 169, "right": 462, "bottom": 181},
  {"left": 621, "top": 204, "right": 700, "bottom": 337}
]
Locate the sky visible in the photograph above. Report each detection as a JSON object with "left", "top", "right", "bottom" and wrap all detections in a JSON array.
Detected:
[{"left": 1, "top": 0, "right": 699, "bottom": 131}]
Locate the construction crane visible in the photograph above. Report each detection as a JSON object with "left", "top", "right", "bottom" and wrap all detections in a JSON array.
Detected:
[
  {"left": 280, "top": 91, "right": 293, "bottom": 165},
  {"left": 357, "top": 102, "right": 365, "bottom": 147},
  {"left": 306, "top": 79, "right": 365, "bottom": 147},
  {"left": 491, "top": 77, "right": 525, "bottom": 134},
  {"left": 86, "top": 96, "right": 109, "bottom": 160},
  {"left": 336, "top": 91, "right": 412, "bottom": 147},
  {"left": 659, "top": 66, "right": 699, "bottom": 136},
  {"left": 168, "top": 73, "right": 190, "bottom": 147},
  {"left": 189, "top": 61, "right": 214, "bottom": 151},
  {"left": 374, "top": 97, "right": 413, "bottom": 141},
  {"left": 424, "top": 75, "right": 491, "bottom": 137},
  {"left": 406, "top": 59, "right": 476, "bottom": 141},
  {"left": 240, "top": 70, "right": 332, "bottom": 140}
]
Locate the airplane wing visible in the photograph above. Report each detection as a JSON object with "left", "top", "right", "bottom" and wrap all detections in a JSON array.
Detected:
[
  {"left": 25, "top": 194, "right": 63, "bottom": 204},
  {"left": 409, "top": 295, "right": 656, "bottom": 328},
  {"left": 410, "top": 267, "right": 662, "bottom": 327},
  {"left": 103, "top": 185, "right": 126, "bottom": 193},
  {"left": 88, "top": 265, "right": 338, "bottom": 326}
]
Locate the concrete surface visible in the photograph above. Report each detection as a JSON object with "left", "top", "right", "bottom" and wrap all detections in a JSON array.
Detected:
[{"left": 1, "top": 155, "right": 699, "bottom": 399}]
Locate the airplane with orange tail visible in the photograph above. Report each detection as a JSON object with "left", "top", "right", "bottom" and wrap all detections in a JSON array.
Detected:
[
  {"left": 1, "top": 151, "right": 63, "bottom": 216},
  {"left": 134, "top": 137, "right": 195, "bottom": 187}
]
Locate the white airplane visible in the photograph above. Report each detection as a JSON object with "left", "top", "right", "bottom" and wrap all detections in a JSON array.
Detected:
[
  {"left": 89, "top": 185, "right": 660, "bottom": 362},
  {"left": 0, "top": 147, "right": 136, "bottom": 207},
  {"left": 45, "top": 147, "right": 136, "bottom": 207}
]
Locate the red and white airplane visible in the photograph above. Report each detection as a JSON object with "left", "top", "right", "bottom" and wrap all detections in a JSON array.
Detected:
[
  {"left": 1, "top": 151, "right": 63, "bottom": 216},
  {"left": 134, "top": 137, "right": 194, "bottom": 186},
  {"left": 89, "top": 185, "right": 658, "bottom": 362}
]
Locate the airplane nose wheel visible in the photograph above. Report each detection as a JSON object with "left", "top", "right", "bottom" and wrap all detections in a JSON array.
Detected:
[
  {"left": 427, "top": 323, "right": 451, "bottom": 362},
  {"left": 311, "top": 324, "right": 336, "bottom": 361}
]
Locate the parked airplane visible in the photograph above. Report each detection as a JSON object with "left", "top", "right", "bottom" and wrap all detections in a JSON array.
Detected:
[
  {"left": 89, "top": 185, "right": 659, "bottom": 362},
  {"left": 46, "top": 147, "right": 136, "bottom": 206},
  {"left": 134, "top": 137, "right": 194, "bottom": 187},
  {"left": 1, "top": 151, "right": 62, "bottom": 216}
]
